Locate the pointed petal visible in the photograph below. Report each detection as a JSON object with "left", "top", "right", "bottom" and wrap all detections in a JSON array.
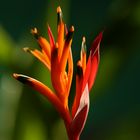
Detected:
[
  {"left": 67, "top": 48, "right": 73, "bottom": 95},
  {"left": 88, "top": 50, "right": 99, "bottom": 91},
  {"left": 57, "top": 23, "right": 64, "bottom": 60},
  {"left": 71, "top": 62, "right": 83, "bottom": 118},
  {"left": 37, "top": 37, "right": 51, "bottom": 59},
  {"left": 13, "top": 73, "right": 58, "bottom": 106},
  {"left": 60, "top": 26, "right": 74, "bottom": 72},
  {"left": 72, "top": 50, "right": 91, "bottom": 118},
  {"left": 23, "top": 47, "right": 51, "bottom": 70},
  {"left": 51, "top": 46, "right": 61, "bottom": 92},
  {"left": 90, "top": 31, "right": 103, "bottom": 56},
  {"left": 70, "top": 84, "right": 89, "bottom": 138},
  {"left": 57, "top": 6, "right": 65, "bottom": 60},
  {"left": 57, "top": 22, "right": 64, "bottom": 60},
  {"left": 88, "top": 32, "right": 103, "bottom": 91},
  {"left": 13, "top": 73, "right": 71, "bottom": 123},
  {"left": 31, "top": 28, "right": 51, "bottom": 59},
  {"left": 47, "top": 24, "right": 55, "bottom": 51},
  {"left": 82, "top": 52, "right": 91, "bottom": 91}
]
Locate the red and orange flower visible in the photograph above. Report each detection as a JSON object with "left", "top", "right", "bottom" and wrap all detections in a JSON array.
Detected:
[{"left": 13, "top": 6, "right": 102, "bottom": 140}]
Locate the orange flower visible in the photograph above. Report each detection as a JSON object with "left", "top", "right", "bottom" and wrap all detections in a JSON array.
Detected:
[{"left": 13, "top": 6, "right": 102, "bottom": 140}]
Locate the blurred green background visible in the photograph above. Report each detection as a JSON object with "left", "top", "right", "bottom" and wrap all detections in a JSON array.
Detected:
[{"left": 0, "top": 0, "right": 140, "bottom": 140}]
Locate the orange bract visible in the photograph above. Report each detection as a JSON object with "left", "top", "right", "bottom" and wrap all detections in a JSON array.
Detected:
[{"left": 13, "top": 6, "right": 102, "bottom": 140}]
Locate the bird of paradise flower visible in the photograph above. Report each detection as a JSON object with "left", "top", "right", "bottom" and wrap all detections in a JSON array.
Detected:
[{"left": 13, "top": 6, "right": 102, "bottom": 140}]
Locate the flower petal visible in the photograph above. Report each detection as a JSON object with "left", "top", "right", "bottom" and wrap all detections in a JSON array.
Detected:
[
  {"left": 23, "top": 47, "right": 51, "bottom": 70},
  {"left": 13, "top": 73, "right": 71, "bottom": 123},
  {"left": 88, "top": 50, "right": 99, "bottom": 91},
  {"left": 47, "top": 24, "right": 55, "bottom": 51},
  {"left": 71, "top": 62, "right": 83, "bottom": 118},
  {"left": 90, "top": 31, "right": 103, "bottom": 56},
  {"left": 70, "top": 84, "right": 89, "bottom": 138},
  {"left": 13, "top": 73, "right": 58, "bottom": 105},
  {"left": 72, "top": 55, "right": 91, "bottom": 118},
  {"left": 57, "top": 23, "right": 64, "bottom": 59},
  {"left": 37, "top": 37, "right": 51, "bottom": 59},
  {"left": 88, "top": 32, "right": 103, "bottom": 91},
  {"left": 82, "top": 52, "right": 91, "bottom": 91},
  {"left": 67, "top": 48, "right": 73, "bottom": 95},
  {"left": 57, "top": 6, "right": 65, "bottom": 60},
  {"left": 51, "top": 45, "right": 68, "bottom": 107},
  {"left": 31, "top": 28, "right": 51, "bottom": 60},
  {"left": 60, "top": 26, "right": 74, "bottom": 72}
]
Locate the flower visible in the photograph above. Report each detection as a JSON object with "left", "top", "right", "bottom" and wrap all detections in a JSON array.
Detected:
[{"left": 13, "top": 6, "right": 102, "bottom": 140}]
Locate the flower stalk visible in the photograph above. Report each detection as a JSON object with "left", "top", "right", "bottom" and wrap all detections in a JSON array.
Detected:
[{"left": 13, "top": 6, "right": 102, "bottom": 140}]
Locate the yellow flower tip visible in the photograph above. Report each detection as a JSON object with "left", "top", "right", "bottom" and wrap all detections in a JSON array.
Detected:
[
  {"left": 57, "top": 6, "right": 62, "bottom": 14},
  {"left": 81, "top": 36, "right": 87, "bottom": 53},
  {"left": 82, "top": 36, "right": 86, "bottom": 43},
  {"left": 13, "top": 73, "right": 18, "bottom": 79},
  {"left": 31, "top": 27, "right": 38, "bottom": 34},
  {"left": 70, "top": 26, "right": 74, "bottom": 32},
  {"left": 23, "top": 47, "right": 30, "bottom": 52},
  {"left": 23, "top": 47, "right": 35, "bottom": 54},
  {"left": 31, "top": 27, "right": 39, "bottom": 39},
  {"left": 57, "top": 6, "right": 63, "bottom": 25}
]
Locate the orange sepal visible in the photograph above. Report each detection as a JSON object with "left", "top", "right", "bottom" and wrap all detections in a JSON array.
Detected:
[
  {"left": 57, "top": 22, "right": 65, "bottom": 60},
  {"left": 37, "top": 37, "right": 51, "bottom": 60},
  {"left": 67, "top": 48, "right": 73, "bottom": 95},
  {"left": 56, "top": 6, "right": 65, "bottom": 60},
  {"left": 50, "top": 44, "right": 67, "bottom": 107},
  {"left": 60, "top": 26, "right": 74, "bottom": 73},
  {"left": 13, "top": 73, "right": 71, "bottom": 123},
  {"left": 31, "top": 28, "right": 51, "bottom": 60}
]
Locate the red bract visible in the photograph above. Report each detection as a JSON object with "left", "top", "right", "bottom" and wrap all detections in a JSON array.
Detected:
[{"left": 13, "top": 6, "right": 102, "bottom": 140}]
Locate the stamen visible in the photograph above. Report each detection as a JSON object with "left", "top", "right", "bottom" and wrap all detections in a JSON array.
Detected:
[{"left": 31, "top": 28, "right": 39, "bottom": 39}]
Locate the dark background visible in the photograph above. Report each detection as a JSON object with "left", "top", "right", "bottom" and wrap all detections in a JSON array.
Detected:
[{"left": 0, "top": 0, "right": 140, "bottom": 140}]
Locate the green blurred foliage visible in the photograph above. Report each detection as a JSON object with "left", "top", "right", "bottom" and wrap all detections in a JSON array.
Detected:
[
  {"left": 0, "top": 0, "right": 140, "bottom": 140},
  {"left": 0, "top": 26, "right": 14, "bottom": 65}
]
